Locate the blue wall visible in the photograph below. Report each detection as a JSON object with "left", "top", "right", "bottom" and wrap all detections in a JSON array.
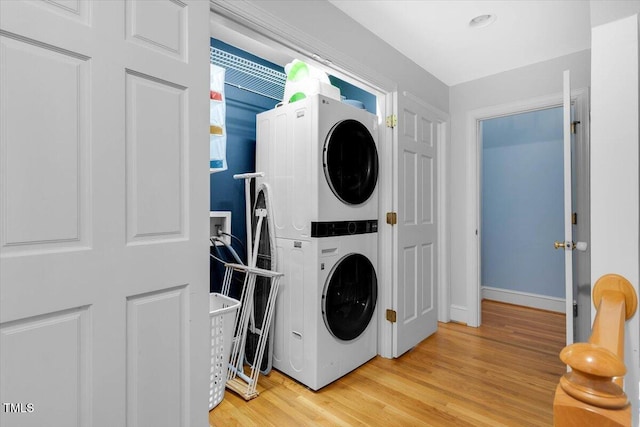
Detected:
[
  {"left": 481, "top": 107, "right": 565, "bottom": 298},
  {"left": 210, "top": 86, "right": 276, "bottom": 254},
  {"left": 329, "top": 75, "right": 376, "bottom": 114},
  {"left": 210, "top": 39, "right": 281, "bottom": 265}
]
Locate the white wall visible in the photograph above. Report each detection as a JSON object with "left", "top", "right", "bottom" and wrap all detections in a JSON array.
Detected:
[
  {"left": 590, "top": 15, "right": 639, "bottom": 425},
  {"left": 448, "top": 50, "right": 591, "bottom": 324}
]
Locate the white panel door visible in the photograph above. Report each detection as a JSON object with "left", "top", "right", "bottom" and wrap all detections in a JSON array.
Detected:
[
  {"left": 571, "top": 89, "right": 591, "bottom": 344},
  {"left": 0, "top": 2, "right": 210, "bottom": 427},
  {"left": 393, "top": 92, "right": 438, "bottom": 357}
]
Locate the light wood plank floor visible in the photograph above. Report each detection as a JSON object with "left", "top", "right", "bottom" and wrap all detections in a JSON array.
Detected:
[{"left": 209, "top": 300, "right": 566, "bottom": 427}]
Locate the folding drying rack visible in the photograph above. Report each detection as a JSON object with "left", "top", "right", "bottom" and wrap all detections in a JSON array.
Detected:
[
  {"left": 220, "top": 172, "right": 282, "bottom": 400},
  {"left": 221, "top": 262, "right": 282, "bottom": 400}
]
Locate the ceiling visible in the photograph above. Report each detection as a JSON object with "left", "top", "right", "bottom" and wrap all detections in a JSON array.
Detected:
[{"left": 328, "top": 0, "right": 593, "bottom": 86}]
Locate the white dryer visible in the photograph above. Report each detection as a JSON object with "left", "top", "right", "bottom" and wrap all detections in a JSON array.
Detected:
[
  {"left": 256, "top": 94, "right": 379, "bottom": 240},
  {"left": 272, "top": 231, "right": 378, "bottom": 390}
]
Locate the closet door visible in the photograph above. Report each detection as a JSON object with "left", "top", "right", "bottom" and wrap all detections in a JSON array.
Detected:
[
  {"left": 0, "top": 1, "right": 210, "bottom": 426},
  {"left": 392, "top": 91, "right": 439, "bottom": 357}
]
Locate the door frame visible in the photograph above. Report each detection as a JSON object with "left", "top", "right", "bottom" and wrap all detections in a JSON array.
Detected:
[
  {"left": 465, "top": 88, "right": 590, "bottom": 327},
  {"left": 208, "top": 0, "right": 450, "bottom": 358}
]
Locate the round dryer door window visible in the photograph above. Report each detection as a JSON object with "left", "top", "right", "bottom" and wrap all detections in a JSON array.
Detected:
[
  {"left": 323, "top": 119, "right": 379, "bottom": 205},
  {"left": 322, "top": 253, "right": 377, "bottom": 341}
]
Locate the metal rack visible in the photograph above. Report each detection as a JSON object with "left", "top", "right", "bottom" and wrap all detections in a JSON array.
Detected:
[
  {"left": 222, "top": 263, "right": 283, "bottom": 400},
  {"left": 210, "top": 46, "right": 285, "bottom": 101}
]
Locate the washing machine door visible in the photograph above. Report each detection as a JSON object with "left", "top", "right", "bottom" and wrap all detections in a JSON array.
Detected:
[
  {"left": 323, "top": 119, "right": 378, "bottom": 205},
  {"left": 322, "top": 253, "right": 377, "bottom": 341}
]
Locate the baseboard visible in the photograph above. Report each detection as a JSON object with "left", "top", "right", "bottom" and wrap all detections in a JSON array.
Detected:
[
  {"left": 481, "top": 286, "right": 565, "bottom": 313},
  {"left": 449, "top": 304, "right": 468, "bottom": 324}
]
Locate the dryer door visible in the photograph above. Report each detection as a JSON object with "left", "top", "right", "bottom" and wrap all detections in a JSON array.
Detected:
[
  {"left": 322, "top": 253, "right": 377, "bottom": 341},
  {"left": 323, "top": 119, "right": 378, "bottom": 205}
]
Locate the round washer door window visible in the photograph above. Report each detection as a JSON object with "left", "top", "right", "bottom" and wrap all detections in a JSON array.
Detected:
[
  {"left": 322, "top": 253, "right": 377, "bottom": 341},
  {"left": 323, "top": 119, "right": 379, "bottom": 205}
]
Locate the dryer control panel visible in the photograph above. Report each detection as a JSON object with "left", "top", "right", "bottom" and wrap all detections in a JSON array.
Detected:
[{"left": 311, "top": 220, "right": 378, "bottom": 237}]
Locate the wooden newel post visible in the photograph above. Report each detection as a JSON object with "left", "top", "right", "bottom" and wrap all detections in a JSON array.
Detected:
[{"left": 553, "top": 274, "right": 638, "bottom": 427}]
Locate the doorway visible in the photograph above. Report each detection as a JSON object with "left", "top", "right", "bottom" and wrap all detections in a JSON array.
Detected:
[
  {"left": 468, "top": 89, "right": 590, "bottom": 341},
  {"left": 480, "top": 107, "right": 565, "bottom": 312},
  {"left": 210, "top": 25, "right": 392, "bottom": 357}
]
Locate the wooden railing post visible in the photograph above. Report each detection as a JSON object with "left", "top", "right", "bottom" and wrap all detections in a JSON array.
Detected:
[{"left": 553, "top": 274, "right": 637, "bottom": 427}]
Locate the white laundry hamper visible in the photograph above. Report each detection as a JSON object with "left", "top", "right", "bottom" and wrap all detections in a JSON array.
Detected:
[{"left": 209, "top": 293, "right": 241, "bottom": 410}]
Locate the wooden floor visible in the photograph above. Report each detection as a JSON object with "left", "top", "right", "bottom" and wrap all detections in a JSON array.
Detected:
[{"left": 209, "top": 300, "right": 566, "bottom": 427}]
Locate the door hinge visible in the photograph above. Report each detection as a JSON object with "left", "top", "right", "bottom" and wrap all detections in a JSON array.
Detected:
[
  {"left": 386, "top": 309, "right": 397, "bottom": 323},
  {"left": 573, "top": 301, "right": 578, "bottom": 318},
  {"left": 386, "top": 115, "right": 397, "bottom": 128},
  {"left": 386, "top": 212, "right": 397, "bottom": 225},
  {"left": 572, "top": 212, "right": 577, "bottom": 225},
  {"left": 571, "top": 121, "right": 581, "bottom": 134}
]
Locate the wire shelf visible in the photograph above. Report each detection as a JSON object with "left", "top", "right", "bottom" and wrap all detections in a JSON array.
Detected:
[{"left": 210, "top": 47, "right": 286, "bottom": 101}]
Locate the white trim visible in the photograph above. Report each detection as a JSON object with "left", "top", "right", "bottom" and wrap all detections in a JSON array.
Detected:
[
  {"left": 562, "top": 71, "right": 574, "bottom": 345},
  {"left": 377, "top": 93, "right": 396, "bottom": 359},
  {"left": 465, "top": 116, "right": 480, "bottom": 327},
  {"left": 482, "top": 287, "right": 566, "bottom": 313},
  {"left": 437, "top": 120, "right": 450, "bottom": 323},
  {"left": 449, "top": 305, "right": 468, "bottom": 324},
  {"left": 466, "top": 88, "right": 590, "bottom": 328}
]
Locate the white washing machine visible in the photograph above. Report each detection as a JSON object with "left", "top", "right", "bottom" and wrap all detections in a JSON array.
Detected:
[
  {"left": 271, "top": 231, "right": 378, "bottom": 390},
  {"left": 256, "top": 93, "right": 379, "bottom": 390},
  {"left": 256, "top": 94, "right": 379, "bottom": 240}
]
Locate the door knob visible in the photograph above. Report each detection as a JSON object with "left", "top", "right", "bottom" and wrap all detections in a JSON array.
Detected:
[
  {"left": 575, "top": 241, "right": 588, "bottom": 252},
  {"left": 554, "top": 241, "right": 587, "bottom": 251}
]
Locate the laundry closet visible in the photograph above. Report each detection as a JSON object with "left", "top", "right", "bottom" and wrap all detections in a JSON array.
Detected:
[{"left": 209, "top": 38, "right": 381, "bottom": 390}]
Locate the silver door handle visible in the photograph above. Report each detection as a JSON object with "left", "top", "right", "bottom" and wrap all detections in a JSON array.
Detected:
[{"left": 575, "top": 241, "right": 588, "bottom": 252}]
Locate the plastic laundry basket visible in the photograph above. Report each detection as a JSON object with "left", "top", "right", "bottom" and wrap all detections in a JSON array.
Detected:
[{"left": 209, "top": 293, "right": 241, "bottom": 410}]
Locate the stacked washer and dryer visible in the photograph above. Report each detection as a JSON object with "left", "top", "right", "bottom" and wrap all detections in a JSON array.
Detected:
[{"left": 256, "top": 94, "right": 379, "bottom": 390}]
